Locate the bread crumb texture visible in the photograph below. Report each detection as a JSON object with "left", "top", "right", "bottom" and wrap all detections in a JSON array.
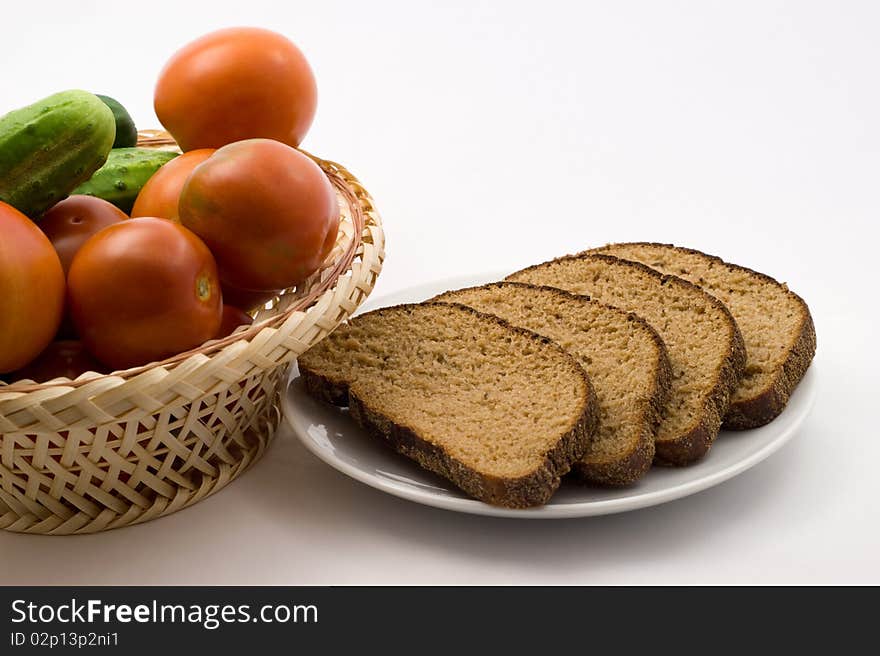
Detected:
[
  {"left": 589, "top": 243, "right": 815, "bottom": 418},
  {"left": 434, "top": 283, "right": 669, "bottom": 485},
  {"left": 298, "top": 303, "right": 591, "bottom": 480},
  {"left": 507, "top": 255, "right": 743, "bottom": 452}
]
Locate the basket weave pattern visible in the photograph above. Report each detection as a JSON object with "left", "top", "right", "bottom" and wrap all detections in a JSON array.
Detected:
[{"left": 0, "top": 132, "right": 385, "bottom": 535}]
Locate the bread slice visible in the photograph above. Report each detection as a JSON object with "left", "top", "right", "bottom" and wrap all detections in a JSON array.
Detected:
[
  {"left": 507, "top": 254, "right": 746, "bottom": 465},
  {"left": 432, "top": 282, "right": 671, "bottom": 486},
  {"left": 587, "top": 243, "right": 816, "bottom": 429},
  {"left": 297, "top": 302, "right": 598, "bottom": 507}
]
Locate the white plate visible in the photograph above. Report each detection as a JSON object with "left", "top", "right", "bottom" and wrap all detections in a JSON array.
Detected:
[{"left": 282, "top": 273, "right": 818, "bottom": 518}]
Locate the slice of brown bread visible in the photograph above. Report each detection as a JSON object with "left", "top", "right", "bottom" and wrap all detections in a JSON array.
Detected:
[
  {"left": 297, "top": 302, "right": 598, "bottom": 508},
  {"left": 587, "top": 243, "right": 816, "bottom": 429},
  {"left": 432, "top": 282, "right": 671, "bottom": 486},
  {"left": 507, "top": 254, "right": 746, "bottom": 465}
]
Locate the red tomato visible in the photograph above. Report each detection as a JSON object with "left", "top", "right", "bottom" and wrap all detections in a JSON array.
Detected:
[
  {"left": 154, "top": 28, "right": 317, "bottom": 151},
  {"left": 7, "top": 340, "right": 106, "bottom": 383},
  {"left": 0, "top": 201, "right": 65, "bottom": 373},
  {"left": 131, "top": 149, "right": 215, "bottom": 221},
  {"left": 40, "top": 196, "right": 127, "bottom": 339},
  {"left": 40, "top": 195, "right": 128, "bottom": 274},
  {"left": 179, "top": 138, "right": 339, "bottom": 291},
  {"left": 221, "top": 284, "right": 279, "bottom": 312},
  {"left": 67, "top": 217, "right": 222, "bottom": 370},
  {"left": 217, "top": 305, "right": 254, "bottom": 339}
]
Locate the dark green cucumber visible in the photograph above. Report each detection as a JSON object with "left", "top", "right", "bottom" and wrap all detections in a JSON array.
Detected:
[
  {"left": 97, "top": 94, "right": 138, "bottom": 148},
  {"left": 0, "top": 90, "right": 116, "bottom": 218},
  {"left": 72, "top": 147, "right": 178, "bottom": 213}
]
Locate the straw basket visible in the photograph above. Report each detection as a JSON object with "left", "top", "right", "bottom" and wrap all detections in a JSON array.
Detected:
[{"left": 0, "top": 131, "right": 385, "bottom": 535}]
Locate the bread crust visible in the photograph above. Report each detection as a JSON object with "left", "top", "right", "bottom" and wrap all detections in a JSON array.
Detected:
[
  {"left": 722, "top": 308, "right": 816, "bottom": 429},
  {"left": 349, "top": 385, "right": 597, "bottom": 508},
  {"left": 587, "top": 242, "right": 816, "bottom": 429},
  {"left": 507, "top": 253, "right": 747, "bottom": 465},
  {"left": 655, "top": 329, "right": 746, "bottom": 465},
  {"left": 298, "top": 302, "right": 599, "bottom": 507},
  {"left": 300, "top": 366, "right": 349, "bottom": 406},
  {"left": 575, "top": 317, "right": 672, "bottom": 481},
  {"left": 433, "top": 281, "right": 672, "bottom": 486}
]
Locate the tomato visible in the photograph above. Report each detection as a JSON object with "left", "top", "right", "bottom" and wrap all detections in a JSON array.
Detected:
[
  {"left": 154, "top": 28, "right": 317, "bottom": 151},
  {"left": 67, "top": 217, "right": 222, "bottom": 370},
  {"left": 7, "top": 340, "right": 105, "bottom": 383},
  {"left": 179, "top": 138, "right": 339, "bottom": 291},
  {"left": 0, "top": 201, "right": 65, "bottom": 373},
  {"left": 40, "top": 195, "right": 128, "bottom": 338},
  {"left": 221, "top": 284, "right": 279, "bottom": 312},
  {"left": 217, "top": 305, "right": 254, "bottom": 339},
  {"left": 131, "top": 149, "right": 215, "bottom": 221},
  {"left": 40, "top": 195, "right": 127, "bottom": 274}
]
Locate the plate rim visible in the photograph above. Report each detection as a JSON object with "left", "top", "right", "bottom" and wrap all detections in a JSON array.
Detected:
[{"left": 282, "top": 273, "right": 818, "bottom": 519}]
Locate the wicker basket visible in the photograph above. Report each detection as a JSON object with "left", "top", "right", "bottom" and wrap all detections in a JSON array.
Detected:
[{"left": 0, "top": 131, "right": 385, "bottom": 535}]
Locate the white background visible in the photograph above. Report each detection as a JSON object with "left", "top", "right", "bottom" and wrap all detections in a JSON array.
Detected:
[{"left": 1, "top": 0, "right": 877, "bottom": 584}]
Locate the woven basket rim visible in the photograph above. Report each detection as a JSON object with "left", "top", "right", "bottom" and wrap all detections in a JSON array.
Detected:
[{"left": 1, "top": 132, "right": 368, "bottom": 394}]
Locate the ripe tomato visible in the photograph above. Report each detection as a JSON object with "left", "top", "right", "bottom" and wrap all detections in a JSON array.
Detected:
[
  {"left": 67, "top": 217, "right": 222, "bottom": 370},
  {"left": 40, "top": 195, "right": 127, "bottom": 274},
  {"left": 7, "top": 340, "right": 105, "bottom": 383},
  {"left": 217, "top": 305, "right": 254, "bottom": 339},
  {"left": 0, "top": 201, "right": 65, "bottom": 373},
  {"left": 131, "top": 149, "right": 215, "bottom": 221},
  {"left": 179, "top": 139, "right": 339, "bottom": 291},
  {"left": 154, "top": 28, "right": 317, "bottom": 151}
]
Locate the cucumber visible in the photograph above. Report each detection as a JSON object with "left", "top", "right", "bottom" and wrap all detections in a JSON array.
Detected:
[
  {"left": 72, "top": 147, "right": 178, "bottom": 213},
  {"left": 96, "top": 94, "right": 138, "bottom": 148},
  {"left": 0, "top": 90, "right": 116, "bottom": 218}
]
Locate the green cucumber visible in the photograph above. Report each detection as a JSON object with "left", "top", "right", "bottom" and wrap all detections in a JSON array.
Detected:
[
  {"left": 72, "top": 147, "right": 178, "bottom": 213},
  {"left": 0, "top": 90, "right": 116, "bottom": 218},
  {"left": 96, "top": 94, "right": 138, "bottom": 148}
]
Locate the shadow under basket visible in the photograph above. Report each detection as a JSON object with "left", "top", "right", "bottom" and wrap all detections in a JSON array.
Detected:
[{"left": 0, "top": 131, "right": 385, "bottom": 535}]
